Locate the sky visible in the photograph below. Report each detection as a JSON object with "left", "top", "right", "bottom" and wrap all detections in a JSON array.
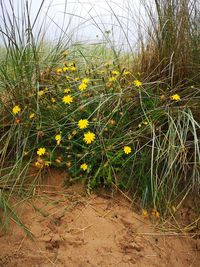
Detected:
[{"left": 0, "top": 0, "right": 149, "bottom": 50}]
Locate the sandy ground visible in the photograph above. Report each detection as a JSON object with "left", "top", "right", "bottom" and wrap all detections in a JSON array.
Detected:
[{"left": 0, "top": 169, "right": 200, "bottom": 267}]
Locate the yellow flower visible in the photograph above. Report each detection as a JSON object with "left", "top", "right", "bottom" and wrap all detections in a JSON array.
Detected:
[
  {"left": 51, "top": 98, "right": 56, "bottom": 103},
  {"left": 123, "top": 146, "right": 132, "bottom": 154},
  {"left": 142, "top": 209, "right": 148, "bottom": 218},
  {"left": 62, "top": 95, "right": 73, "bottom": 104},
  {"left": 82, "top": 78, "right": 90, "bottom": 84},
  {"left": 78, "top": 119, "right": 89, "bottom": 129},
  {"left": 12, "top": 105, "right": 21, "bottom": 115},
  {"left": 83, "top": 131, "right": 95, "bottom": 144},
  {"left": 109, "top": 76, "right": 117, "bottom": 82},
  {"left": 29, "top": 113, "right": 35, "bottom": 119},
  {"left": 38, "top": 90, "right": 44, "bottom": 97},
  {"left": 68, "top": 62, "right": 74, "bottom": 67},
  {"left": 63, "top": 67, "right": 68, "bottom": 72},
  {"left": 111, "top": 70, "right": 120, "bottom": 75},
  {"left": 143, "top": 121, "right": 148, "bottom": 125},
  {"left": 152, "top": 209, "right": 160, "bottom": 218},
  {"left": 80, "top": 163, "right": 88, "bottom": 171},
  {"left": 55, "top": 134, "right": 61, "bottom": 145},
  {"left": 37, "top": 147, "right": 46, "bottom": 156},
  {"left": 66, "top": 75, "right": 70, "bottom": 80},
  {"left": 79, "top": 83, "right": 87, "bottom": 91},
  {"left": 64, "top": 88, "right": 71, "bottom": 93},
  {"left": 123, "top": 71, "right": 130, "bottom": 75},
  {"left": 133, "top": 79, "right": 142, "bottom": 87},
  {"left": 74, "top": 77, "right": 79, "bottom": 81},
  {"left": 69, "top": 66, "right": 76, "bottom": 71},
  {"left": 34, "top": 161, "right": 43, "bottom": 169},
  {"left": 170, "top": 94, "right": 181, "bottom": 101},
  {"left": 44, "top": 161, "right": 51, "bottom": 167},
  {"left": 56, "top": 68, "right": 63, "bottom": 74}
]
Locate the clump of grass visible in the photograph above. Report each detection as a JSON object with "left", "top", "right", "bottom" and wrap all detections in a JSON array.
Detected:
[{"left": 140, "top": 0, "right": 200, "bottom": 83}]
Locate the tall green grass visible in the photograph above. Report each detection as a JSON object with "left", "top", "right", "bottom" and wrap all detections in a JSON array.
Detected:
[{"left": 140, "top": 0, "right": 200, "bottom": 83}]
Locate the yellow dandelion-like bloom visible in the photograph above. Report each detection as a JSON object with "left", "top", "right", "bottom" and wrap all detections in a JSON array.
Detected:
[
  {"left": 64, "top": 88, "right": 71, "bottom": 93},
  {"left": 37, "top": 147, "right": 46, "bottom": 156},
  {"left": 55, "top": 134, "right": 61, "bottom": 145},
  {"left": 29, "top": 113, "right": 35, "bottom": 119},
  {"left": 63, "top": 67, "right": 68, "bottom": 72},
  {"left": 68, "top": 62, "right": 74, "bottom": 67},
  {"left": 152, "top": 209, "right": 160, "bottom": 218},
  {"left": 12, "top": 105, "right": 21, "bottom": 115},
  {"left": 34, "top": 161, "right": 43, "bottom": 169},
  {"left": 109, "top": 76, "right": 117, "bottom": 82},
  {"left": 111, "top": 70, "right": 120, "bottom": 75},
  {"left": 82, "top": 78, "right": 90, "bottom": 84},
  {"left": 66, "top": 75, "right": 70, "bottom": 81},
  {"left": 44, "top": 161, "right": 51, "bottom": 167},
  {"left": 142, "top": 209, "right": 148, "bottom": 218},
  {"left": 83, "top": 131, "right": 95, "bottom": 144},
  {"left": 133, "top": 79, "right": 142, "bottom": 87},
  {"left": 38, "top": 90, "right": 44, "bottom": 97},
  {"left": 78, "top": 119, "right": 89, "bottom": 129},
  {"left": 69, "top": 66, "right": 76, "bottom": 71},
  {"left": 170, "top": 94, "right": 181, "bottom": 101},
  {"left": 74, "top": 77, "right": 79, "bottom": 81},
  {"left": 62, "top": 95, "right": 73, "bottom": 104},
  {"left": 56, "top": 68, "right": 63, "bottom": 74},
  {"left": 123, "top": 146, "right": 132, "bottom": 154},
  {"left": 80, "top": 163, "right": 88, "bottom": 171},
  {"left": 123, "top": 71, "right": 130, "bottom": 75},
  {"left": 79, "top": 83, "right": 87, "bottom": 91}
]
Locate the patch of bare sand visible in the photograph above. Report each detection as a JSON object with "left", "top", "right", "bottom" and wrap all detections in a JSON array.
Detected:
[{"left": 0, "top": 169, "right": 199, "bottom": 267}]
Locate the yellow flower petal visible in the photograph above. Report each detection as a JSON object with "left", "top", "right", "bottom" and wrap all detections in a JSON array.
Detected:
[
  {"left": 78, "top": 119, "right": 89, "bottom": 129},
  {"left": 123, "top": 146, "right": 132, "bottom": 154},
  {"left": 37, "top": 147, "right": 46, "bottom": 156},
  {"left": 83, "top": 131, "right": 95, "bottom": 144}
]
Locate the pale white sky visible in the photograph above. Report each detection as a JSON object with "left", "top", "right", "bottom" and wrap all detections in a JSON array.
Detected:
[{"left": 0, "top": 0, "right": 150, "bottom": 50}]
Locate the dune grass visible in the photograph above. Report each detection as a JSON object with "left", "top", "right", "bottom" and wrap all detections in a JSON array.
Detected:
[{"left": 0, "top": 0, "right": 199, "bottom": 229}]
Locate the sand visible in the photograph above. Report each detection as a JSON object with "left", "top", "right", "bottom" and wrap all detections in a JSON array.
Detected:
[{"left": 0, "top": 169, "right": 199, "bottom": 267}]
